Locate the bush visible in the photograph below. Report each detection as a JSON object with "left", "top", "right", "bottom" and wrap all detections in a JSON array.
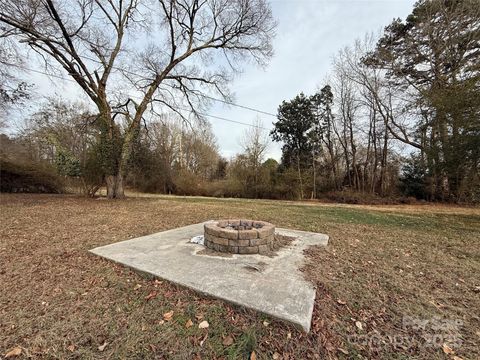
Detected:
[
  {"left": 80, "top": 148, "right": 104, "bottom": 197},
  {"left": 399, "top": 154, "right": 429, "bottom": 200},
  {"left": 199, "top": 180, "right": 230, "bottom": 198},
  {"left": 0, "top": 158, "right": 63, "bottom": 193},
  {"left": 270, "top": 168, "right": 301, "bottom": 200},
  {"left": 173, "top": 169, "right": 201, "bottom": 196}
]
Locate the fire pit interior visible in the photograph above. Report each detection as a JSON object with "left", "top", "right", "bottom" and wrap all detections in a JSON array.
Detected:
[{"left": 204, "top": 220, "right": 275, "bottom": 254}]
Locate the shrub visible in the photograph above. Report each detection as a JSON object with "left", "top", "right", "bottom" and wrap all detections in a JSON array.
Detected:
[
  {"left": 399, "top": 154, "right": 429, "bottom": 200},
  {"left": 0, "top": 158, "right": 63, "bottom": 193},
  {"left": 173, "top": 169, "right": 201, "bottom": 196},
  {"left": 80, "top": 148, "right": 104, "bottom": 197}
]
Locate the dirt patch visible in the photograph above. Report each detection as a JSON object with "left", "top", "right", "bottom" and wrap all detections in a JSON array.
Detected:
[
  {"left": 196, "top": 247, "right": 233, "bottom": 257},
  {"left": 259, "top": 233, "right": 296, "bottom": 258}
]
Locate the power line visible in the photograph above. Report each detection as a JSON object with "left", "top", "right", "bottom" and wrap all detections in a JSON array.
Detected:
[
  {"left": 80, "top": 54, "right": 278, "bottom": 118},
  {"left": 7, "top": 55, "right": 277, "bottom": 118},
  {"left": 176, "top": 106, "right": 269, "bottom": 130},
  {"left": 7, "top": 62, "right": 79, "bottom": 83},
  {"left": 194, "top": 93, "right": 276, "bottom": 117},
  {"left": 4, "top": 61, "right": 272, "bottom": 130}
]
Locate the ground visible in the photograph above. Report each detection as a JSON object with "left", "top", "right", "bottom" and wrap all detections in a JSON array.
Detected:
[{"left": 1, "top": 194, "right": 479, "bottom": 359}]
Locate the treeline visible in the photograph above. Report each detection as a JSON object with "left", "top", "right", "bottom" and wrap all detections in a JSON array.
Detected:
[
  {"left": 0, "top": 99, "right": 299, "bottom": 200},
  {"left": 1, "top": 0, "right": 479, "bottom": 203},
  {"left": 269, "top": 0, "right": 480, "bottom": 202}
]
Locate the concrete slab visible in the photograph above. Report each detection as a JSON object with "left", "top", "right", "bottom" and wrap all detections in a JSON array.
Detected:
[{"left": 89, "top": 221, "right": 328, "bottom": 332}]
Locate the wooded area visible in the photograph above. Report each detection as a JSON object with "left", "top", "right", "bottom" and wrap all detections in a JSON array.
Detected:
[{"left": 1, "top": 0, "right": 479, "bottom": 202}]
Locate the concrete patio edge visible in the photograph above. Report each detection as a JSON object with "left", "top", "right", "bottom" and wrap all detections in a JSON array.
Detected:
[{"left": 89, "top": 221, "right": 329, "bottom": 332}]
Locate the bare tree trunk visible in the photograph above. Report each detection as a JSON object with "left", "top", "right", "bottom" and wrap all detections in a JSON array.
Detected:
[
  {"left": 371, "top": 112, "right": 378, "bottom": 194},
  {"left": 347, "top": 114, "right": 359, "bottom": 191},
  {"left": 297, "top": 153, "right": 304, "bottom": 199},
  {"left": 106, "top": 176, "right": 114, "bottom": 198},
  {"left": 312, "top": 153, "right": 316, "bottom": 199},
  {"left": 333, "top": 113, "right": 350, "bottom": 188},
  {"left": 323, "top": 133, "right": 338, "bottom": 191},
  {"left": 364, "top": 104, "right": 376, "bottom": 193},
  {"left": 379, "top": 125, "right": 388, "bottom": 196},
  {"left": 106, "top": 174, "right": 125, "bottom": 199}
]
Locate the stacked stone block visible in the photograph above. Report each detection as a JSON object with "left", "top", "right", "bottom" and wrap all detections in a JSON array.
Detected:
[{"left": 204, "top": 220, "right": 275, "bottom": 255}]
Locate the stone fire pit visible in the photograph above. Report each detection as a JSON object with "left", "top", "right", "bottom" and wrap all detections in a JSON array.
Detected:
[
  {"left": 204, "top": 219, "right": 275, "bottom": 254},
  {"left": 91, "top": 220, "right": 330, "bottom": 332}
]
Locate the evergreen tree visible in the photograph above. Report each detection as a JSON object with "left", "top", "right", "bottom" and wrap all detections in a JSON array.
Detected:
[
  {"left": 399, "top": 154, "right": 429, "bottom": 200},
  {"left": 271, "top": 93, "right": 315, "bottom": 198},
  {"left": 366, "top": 0, "right": 480, "bottom": 200}
]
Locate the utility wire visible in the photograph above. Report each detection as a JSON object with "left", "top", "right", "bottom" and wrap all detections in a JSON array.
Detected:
[
  {"left": 176, "top": 106, "right": 269, "bottom": 130},
  {"left": 192, "top": 93, "right": 276, "bottom": 118},
  {"left": 6, "top": 57, "right": 277, "bottom": 117},
  {"left": 79, "top": 53, "right": 278, "bottom": 118},
  {"left": 5, "top": 61, "right": 272, "bottom": 130}
]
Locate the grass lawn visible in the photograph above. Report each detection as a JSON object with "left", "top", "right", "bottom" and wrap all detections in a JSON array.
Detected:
[{"left": 1, "top": 193, "right": 479, "bottom": 359}]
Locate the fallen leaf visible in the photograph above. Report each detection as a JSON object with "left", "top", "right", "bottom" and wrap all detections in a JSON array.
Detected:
[
  {"left": 355, "top": 321, "right": 363, "bottom": 330},
  {"left": 5, "top": 347, "right": 22, "bottom": 358},
  {"left": 200, "top": 333, "right": 208, "bottom": 346},
  {"left": 145, "top": 291, "right": 157, "bottom": 301},
  {"left": 263, "top": 320, "right": 270, "bottom": 327},
  {"left": 250, "top": 351, "right": 257, "bottom": 360},
  {"left": 429, "top": 300, "right": 445, "bottom": 310},
  {"left": 185, "top": 319, "right": 193, "bottom": 328},
  {"left": 222, "top": 335, "right": 234, "bottom": 346},
  {"left": 272, "top": 352, "right": 281, "bottom": 359},
  {"left": 67, "top": 344, "right": 75, "bottom": 352},
  {"left": 198, "top": 320, "right": 209, "bottom": 329},
  {"left": 325, "top": 342, "right": 335, "bottom": 352},
  {"left": 158, "top": 320, "right": 165, "bottom": 325},
  {"left": 442, "top": 343, "right": 454, "bottom": 354},
  {"left": 134, "top": 284, "right": 142, "bottom": 290},
  {"left": 287, "top": 332, "right": 291, "bottom": 339},
  {"left": 337, "top": 299, "right": 346, "bottom": 305},
  {"left": 98, "top": 342, "right": 108, "bottom": 352},
  {"left": 163, "top": 310, "right": 174, "bottom": 321}
]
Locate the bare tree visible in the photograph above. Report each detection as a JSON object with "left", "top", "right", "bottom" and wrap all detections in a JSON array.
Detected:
[
  {"left": 0, "top": 0, "right": 276, "bottom": 198},
  {"left": 0, "top": 31, "right": 29, "bottom": 118},
  {"left": 333, "top": 36, "right": 401, "bottom": 195},
  {"left": 332, "top": 70, "right": 360, "bottom": 190},
  {"left": 240, "top": 116, "right": 269, "bottom": 196}
]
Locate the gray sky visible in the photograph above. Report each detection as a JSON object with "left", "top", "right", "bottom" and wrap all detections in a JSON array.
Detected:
[
  {"left": 19, "top": 0, "right": 416, "bottom": 161},
  {"left": 209, "top": 0, "right": 416, "bottom": 161}
]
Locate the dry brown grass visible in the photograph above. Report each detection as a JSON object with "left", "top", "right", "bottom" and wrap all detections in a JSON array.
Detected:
[{"left": 1, "top": 193, "right": 479, "bottom": 359}]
